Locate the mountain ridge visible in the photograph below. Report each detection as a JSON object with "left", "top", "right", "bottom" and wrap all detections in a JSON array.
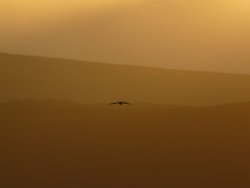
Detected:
[
  {"left": 1, "top": 52, "right": 250, "bottom": 106},
  {"left": 1, "top": 52, "right": 250, "bottom": 76}
]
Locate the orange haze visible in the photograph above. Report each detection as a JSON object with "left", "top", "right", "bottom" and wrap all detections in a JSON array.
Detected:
[{"left": 0, "top": 0, "right": 250, "bottom": 73}]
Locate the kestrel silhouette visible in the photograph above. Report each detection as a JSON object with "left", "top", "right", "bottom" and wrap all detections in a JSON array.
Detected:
[{"left": 109, "top": 101, "right": 132, "bottom": 106}]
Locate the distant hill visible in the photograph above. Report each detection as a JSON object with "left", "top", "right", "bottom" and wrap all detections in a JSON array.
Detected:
[{"left": 1, "top": 52, "right": 250, "bottom": 105}]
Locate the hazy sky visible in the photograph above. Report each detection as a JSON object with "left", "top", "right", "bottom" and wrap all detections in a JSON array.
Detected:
[{"left": 1, "top": 0, "right": 250, "bottom": 73}]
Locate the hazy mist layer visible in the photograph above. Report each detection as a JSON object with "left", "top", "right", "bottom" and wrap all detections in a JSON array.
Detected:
[{"left": 1, "top": 0, "right": 250, "bottom": 73}]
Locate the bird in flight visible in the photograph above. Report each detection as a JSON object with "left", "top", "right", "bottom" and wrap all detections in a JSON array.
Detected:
[{"left": 109, "top": 101, "right": 132, "bottom": 106}]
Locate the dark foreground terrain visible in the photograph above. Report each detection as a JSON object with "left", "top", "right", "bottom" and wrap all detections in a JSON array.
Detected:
[{"left": 0, "top": 100, "right": 249, "bottom": 188}]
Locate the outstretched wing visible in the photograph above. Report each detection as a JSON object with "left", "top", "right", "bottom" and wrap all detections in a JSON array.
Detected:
[
  {"left": 123, "top": 102, "right": 132, "bottom": 105},
  {"left": 109, "top": 102, "right": 118, "bottom": 105}
]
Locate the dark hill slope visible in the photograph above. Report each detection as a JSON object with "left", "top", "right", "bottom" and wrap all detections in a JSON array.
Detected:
[{"left": 1, "top": 53, "right": 250, "bottom": 105}]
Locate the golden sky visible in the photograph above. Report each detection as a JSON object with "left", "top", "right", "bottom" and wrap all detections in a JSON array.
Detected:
[
  {"left": 1, "top": 1, "right": 137, "bottom": 28},
  {"left": 1, "top": 0, "right": 250, "bottom": 73}
]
